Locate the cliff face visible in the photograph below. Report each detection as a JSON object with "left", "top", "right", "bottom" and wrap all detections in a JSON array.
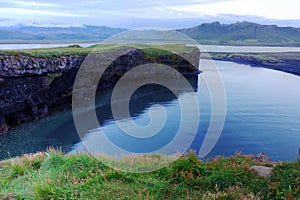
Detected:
[
  {"left": 0, "top": 54, "right": 86, "bottom": 77},
  {"left": 0, "top": 48, "right": 200, "bottom": 135},
  {"left": 0, "top": 54, "right": 86, "bottom": 134}
]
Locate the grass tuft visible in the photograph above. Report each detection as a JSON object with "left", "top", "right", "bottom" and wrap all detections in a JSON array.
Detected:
[{"left": 0, "top": 151, "right": 299, "bottom": 199}]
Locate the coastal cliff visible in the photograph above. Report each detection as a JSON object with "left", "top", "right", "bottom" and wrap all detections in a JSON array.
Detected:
[{"left": 0, "top": 45, "right": 201, "bottom": 135}]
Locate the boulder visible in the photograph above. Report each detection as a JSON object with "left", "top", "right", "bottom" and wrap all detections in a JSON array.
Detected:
[
  {"left": 250, "top": 165, "right": 273, "bottom": 178},
  {"left": 251, "top": 152, "right": 272, "bottom": 163}
]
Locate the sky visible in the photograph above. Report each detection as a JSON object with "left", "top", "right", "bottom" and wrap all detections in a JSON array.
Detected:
[{"left": 0, "top": 0, "right": 300, "bottom": 28}]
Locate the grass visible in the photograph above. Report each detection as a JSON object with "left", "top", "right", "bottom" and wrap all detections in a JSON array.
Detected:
[
  {"left": 0, "top": 44, "right": 197, "bottom": 58},
  {"left": 0, "top": 150, "right": 299, "bottom": 199}
]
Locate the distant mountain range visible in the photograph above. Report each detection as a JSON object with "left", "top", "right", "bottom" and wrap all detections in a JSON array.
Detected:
[
  {"left": 0, "top": 25, "right": 127, "bottom": 42},
  {"left": 1, "top": 22, "right": 300, "bottom": 46},
  {"left": 178, "top": 21, "right": 300, "bottom": 46}
]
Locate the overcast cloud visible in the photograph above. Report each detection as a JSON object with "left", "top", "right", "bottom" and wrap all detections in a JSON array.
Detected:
[{"left": 0, "top": 0, "right": 299, "bottom": 28}]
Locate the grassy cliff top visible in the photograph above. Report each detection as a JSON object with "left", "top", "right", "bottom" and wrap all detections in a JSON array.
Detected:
[
  {"left": 0, "top": 151, "right": 299, "bottom": 199},
  {"left": 0, "top": 44, "right": 198, "bottom": 57}
]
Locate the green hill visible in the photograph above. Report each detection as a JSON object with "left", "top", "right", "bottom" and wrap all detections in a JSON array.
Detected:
[{"left": 178, "top": 21, "right": 300, "bottom": 46}]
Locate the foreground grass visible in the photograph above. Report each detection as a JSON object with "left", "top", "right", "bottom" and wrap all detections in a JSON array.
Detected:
[{"left": 0, "top": 151, "right": 299, "bottom": 200}]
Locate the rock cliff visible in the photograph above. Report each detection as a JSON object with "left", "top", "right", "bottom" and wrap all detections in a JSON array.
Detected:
[{"left": 0, "top": 47, "right": 200, "bottom": 135}]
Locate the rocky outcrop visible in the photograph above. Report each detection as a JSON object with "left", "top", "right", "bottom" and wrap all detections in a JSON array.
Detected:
[
  {"left": 0, "top": 76, "right": 49, "bottom": 128},
  {"left": 250, "top": 166, "right": 273, "bottom": 178},
  {"left": 250, "top": 152, "right": 272, "bottom": 163},
  {"left": 209, "top": 53, "right": 300, "bottom": 76},
  {"left": 0, "top": 54, "right": 86, "bottom": 77},
  {"left": 0, "top": 48, "right": 201, "bottom": 135}
]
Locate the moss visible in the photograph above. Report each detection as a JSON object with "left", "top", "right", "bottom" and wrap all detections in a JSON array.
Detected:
[{"left": 46, "top": 73, "right": 62, "bottom": 84}]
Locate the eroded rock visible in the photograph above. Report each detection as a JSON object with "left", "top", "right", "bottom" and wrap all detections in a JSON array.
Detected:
[{"left": 0, "top": 48, "right": 201, "bottom": 135}]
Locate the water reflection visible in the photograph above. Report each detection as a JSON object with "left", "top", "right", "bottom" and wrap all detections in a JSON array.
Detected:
[
  {"left": 2, "top": 60, "right": 300, "bottom": 161},
  {"left": 0, "top": 76, "right": 198, "bottom": 160}
]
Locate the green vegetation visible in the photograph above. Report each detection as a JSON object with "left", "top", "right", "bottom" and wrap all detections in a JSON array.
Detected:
[
  {"left": 0, "top": 150, "right": 299, "bottom": 199},
  {"left": 46, "top": 73, "right": 62, "bottom": 84},
  {"left": 178, "top": 21, "right": 300, "bottom": 46},
  {"left": 0, "top": 44, "right": 197, "bottom": 58},
  {"left": 0, "top": 45, "right": 92, "bottom": 57}
]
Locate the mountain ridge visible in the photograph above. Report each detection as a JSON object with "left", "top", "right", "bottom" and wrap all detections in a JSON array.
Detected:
[
  {"left": 1, "top": 21, "right": 300, "bottom": 46},
  {"left": 177, "top": 21, "right": 300, "bottom": 46},
  {"left": 0, "top": 25, "right": 127, "bottom": 41}
]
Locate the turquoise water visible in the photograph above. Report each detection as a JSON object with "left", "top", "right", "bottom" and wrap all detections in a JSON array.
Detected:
[{"left": 1, "top": 60, "right": 300, "bottom": 161}]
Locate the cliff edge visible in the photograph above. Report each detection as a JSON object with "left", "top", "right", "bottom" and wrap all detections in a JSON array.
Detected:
[{"left": 0, "top": 45, "right": 201, "bottom": 135}]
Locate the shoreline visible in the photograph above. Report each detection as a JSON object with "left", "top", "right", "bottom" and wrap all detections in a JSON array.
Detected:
[
  {"left": 204, "top": 52, "right": 300, "bottom": 77},
  {"left": 1, "top": 147, "right": 299, "bottom": 163}
]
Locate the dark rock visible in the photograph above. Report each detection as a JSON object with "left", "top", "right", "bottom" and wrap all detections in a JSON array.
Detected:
[
  {"left": 211, "top": 53, "right": 300, "bottom": 77},
  {"left": 0, "top": 54, "right": 86, "bottom": 77},
  {"left": 0, "top": 48, "right": 201, "bottom": 134},
  {"left": 0, "top": 122, "right": 9, "bottom": 135},
  {"left": 0, "top": 78, "right": 4, "bottom": 86},
  {"left": 251, "top": 152, "right": 272, "bottom": 163},
  {"left": 0, "top": 112, "right": 8, "bottom": 135}
]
